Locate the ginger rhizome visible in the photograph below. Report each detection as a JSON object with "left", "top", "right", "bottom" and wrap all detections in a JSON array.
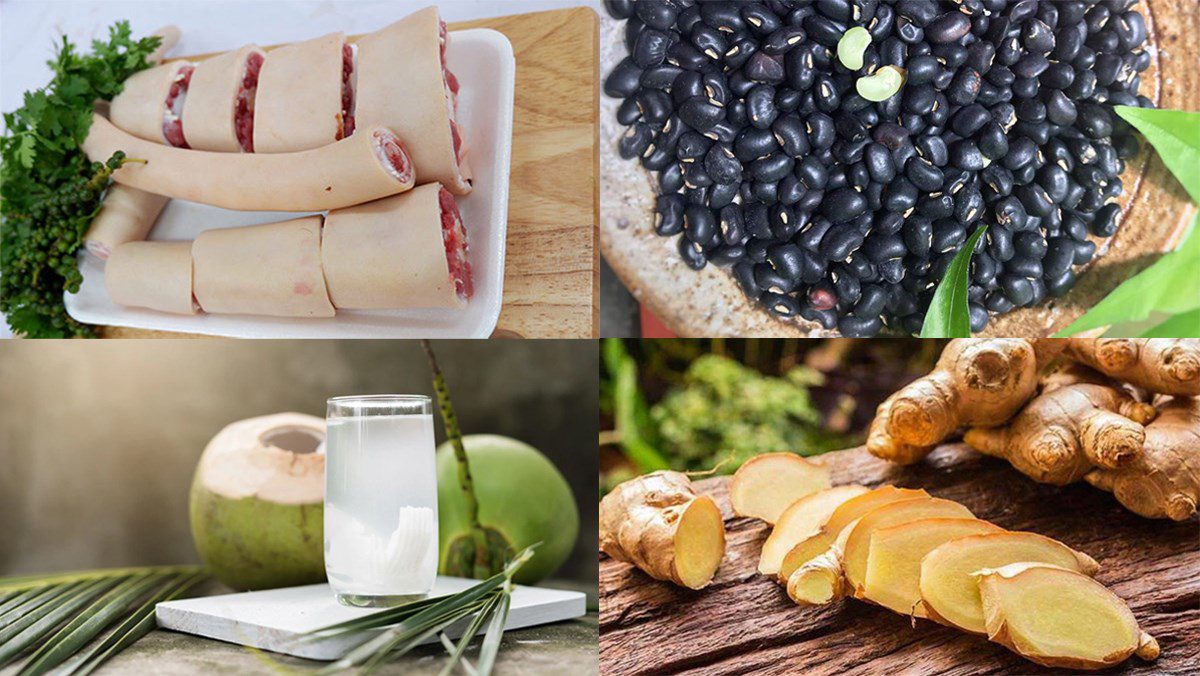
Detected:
[
  {"left": 599, "top": 471, "right": 726, "bottom": 589},
  {"left": 1064, "top": 338, "right": 1200, "bottom": 396},
  {"left": 964, "top": 383, "right": 1157, "bottom": 485},
  {"left": 867, "top": 339, "right": 1045, "bottom": 464},
  {"left": 729, "top": 453, "right": 831, "bottom": 524},
  {"left": 1085, "top": 396, "right": 1200, "bottom": 521},
  {"left": 976, "top": 563, "right": 1159, "bottom": 670}
]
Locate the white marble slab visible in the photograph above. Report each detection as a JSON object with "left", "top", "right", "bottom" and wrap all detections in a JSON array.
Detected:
[{"left": 155, "top": 577, "right": 587, "bottom": 661}]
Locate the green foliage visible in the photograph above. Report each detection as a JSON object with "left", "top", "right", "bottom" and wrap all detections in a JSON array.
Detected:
[
  {"left": 921, "top": 225, "right": 989, "bottom": 338},
  {"left": 0, "top": 22, "right": 160, "bottom": 338},
  {"left": 601, "top": 338, "right": 670, "bottom": 473},
  {"left": 1057, "top": 108, "right": 1200, "bottom": 337},
  {"left": 650, "top": 354, "right": 844, "bottom": 471},
  {"left": 0, "top": 566, "right": 206, "bottom": 675}
]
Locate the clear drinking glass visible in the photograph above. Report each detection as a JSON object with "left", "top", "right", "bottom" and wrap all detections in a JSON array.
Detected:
[{"left": 325, "top": 395, "right": 439, "bottom": 607}]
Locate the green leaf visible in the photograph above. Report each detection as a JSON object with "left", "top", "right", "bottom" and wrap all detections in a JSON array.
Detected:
[
  {"left": 602, "top": 339, "right": 670, "bottom": 472},
  {"left": 0, "top": 579, "right": 116, "bottom": 665},
  {"left": 1114, "top": 106, "right": 1200, "bottom": 203},
  {"left": 14, "top": 134, "right": 37, "bottom": 168},
  {"left": 1139, "top": 307, "right": 1200, "bottom": 337},
  {"left": 920, "top": 225, "right": 989, "bottom": 338},
  {"left": 1056, "top": 210, "right": 1200, "bottom": 337},
  {"left": 475, "top": 591, "right": 511, "bottom": 676}
]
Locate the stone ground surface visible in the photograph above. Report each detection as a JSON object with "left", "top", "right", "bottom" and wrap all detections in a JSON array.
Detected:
[{"left": 98, "top": 615, "right": 598, "bottom": 675}]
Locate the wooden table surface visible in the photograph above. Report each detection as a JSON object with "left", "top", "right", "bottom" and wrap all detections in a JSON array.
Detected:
[
  {"left": 104, "top": 7, "right": 599, "bottom": 339},
  {"left": 600, "top": 445, "right": 1200, "bottom": 675},
  {"left": 599, "top": 0, "right": 1199, "bottom": 338}
]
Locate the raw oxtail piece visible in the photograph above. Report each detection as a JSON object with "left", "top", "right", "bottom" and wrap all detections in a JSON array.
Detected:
[
  {"left": 182, "top": 45, "right": 266, "bottom": 152},
  {"left": 322, "top": 183, "right": 473, "bottom": 310},
  {"left": 356, "top": 6, "right": 473, "bottom": 194},
  {"left": 602, "top": 0, "right": 1154, "bottom": 337},
  {"left": 254, "top": 32, "right": 349, "bottom": 152},
  {"left": 110, "top": 60, "right": 195, "bottom": 147}
]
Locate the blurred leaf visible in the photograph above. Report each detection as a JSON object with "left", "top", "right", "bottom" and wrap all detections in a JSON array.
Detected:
[
  {"left": 1139, "top": 307, "right": 1200, "bottom": 337},
  {"left": 1114, "top": 106, "right": 1200, "bottom": 203}
]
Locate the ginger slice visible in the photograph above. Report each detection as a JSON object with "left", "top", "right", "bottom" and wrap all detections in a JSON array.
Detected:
[
  {"left": 863, "top": 517, "right": 1002, "bottom": 618},
  {"left": 918, "top": 531, "right": 1100, "bottom": 634},
  {"left": 841, "top": 497, "right": 975, "bottom": 598},
  {"left": 729, "top": 453, "right": 832, "bottom": 524},
  {"left": 976, "top": 563, "right": 1159, "bottom": 670},
  {"left": 599, "top": 471, "right": 726, "bottom": 589},
  {"left": 758, "top": 485, "right": 869, "bottom": 575},
  {"left": 787, "top": 496, "right": 974, "bottom": 605},
  {"left": 776, "top": 485, "right": 928, "bottom": 584}
]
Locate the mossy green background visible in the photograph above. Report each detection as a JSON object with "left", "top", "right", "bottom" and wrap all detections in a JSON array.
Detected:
[{"left": 0, "top": 340, "right": 597, "bottom": 588}]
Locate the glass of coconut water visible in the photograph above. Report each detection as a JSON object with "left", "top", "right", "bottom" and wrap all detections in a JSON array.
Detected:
[{"left": 325, "top": 395, "right": 438, "bottom": 607}]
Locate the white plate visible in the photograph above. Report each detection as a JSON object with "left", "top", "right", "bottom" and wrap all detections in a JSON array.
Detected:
[{"left": 66, "top": 28, "right": 515, "bottom": 338}]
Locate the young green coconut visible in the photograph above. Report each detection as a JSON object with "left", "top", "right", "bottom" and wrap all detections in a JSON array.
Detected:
[
  {"left": 421, "top": 341, "right": 579, "bottom": 585},
  {"left": 189, "top": 412, "right": 326, "bottom": 590}
]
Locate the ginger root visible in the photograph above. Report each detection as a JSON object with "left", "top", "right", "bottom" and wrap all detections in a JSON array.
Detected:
[
  {"left": 862, "top": 517, "right": 1002, "bottom": 618},
  {"left": 776, "top": 486, "right": 928, "bottom": 584},
  {"left": 730, "top": 453, "right": 832, "bottom": 524},
  {"left": 918, "top": 531, "right": 1100, "bottom": 634},
  {"left": 1085, "top": 396, "right": 1200, "bottom": 521},
  {"left": 976, "top": 563, "right": 1159, "bottom": 670},
  {"left": 964, "top": 383, "right": 1157, "bottom": 485},
  {"left": 1064, "top": 338, "right": 1200, "bottom": 396},
  {"left": 758, "top": 485, "right": 868, "bottom": 575},
  {"left": 599, "top": 471, "right": 726, "bottom": 589},
  {"left": 867, "top": 339, "right": 1045, "bottom": 465}
]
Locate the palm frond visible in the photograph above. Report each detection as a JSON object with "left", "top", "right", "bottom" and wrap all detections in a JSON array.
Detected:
[
  {"left": 306, "top": 545, "right": 537, "bottom": 676},
  {"left": 0, "top": 566, "right": 206, "bottom": 674}
]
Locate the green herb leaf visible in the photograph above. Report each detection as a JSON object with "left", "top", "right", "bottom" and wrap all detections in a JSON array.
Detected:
[
  {"left": 1114, "top": 106, "right": 1200, "bottom": 203},
  {"left": 1138, "top": 307, "right": 1200, "bottom": 337},
  {"left": 920, "top": 225, "right": 989, "bottom": 338}
]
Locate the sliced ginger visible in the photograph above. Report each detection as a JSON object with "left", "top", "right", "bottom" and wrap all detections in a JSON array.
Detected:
[
  {"left": 599, "top": 471, "right": 726, "bottom": 589},
  {"left": 729, "top": 453, "right": 831, "bottom": 524},
  {"left": 918, "top": 531, "right": 1100, "bottom": 634},
  {"left": 788, "top": 496, "right": 974, "bottom": 605},
  {"left": 976, "top": 563, "right": 1159, "bottom": 670},
  {"left": 776, "top": 486, "right": 928, "bottom": 584},
  {"left": 758, "top": 485, "right": 868, "bottom": 575},
  {"left": 863, "top": 517, "right": 1002, "bottom": 617}
]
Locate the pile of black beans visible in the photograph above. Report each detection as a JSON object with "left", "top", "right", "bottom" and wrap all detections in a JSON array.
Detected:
[{"left": 603, "top": 0, "right": 1152, "bottom": 336}]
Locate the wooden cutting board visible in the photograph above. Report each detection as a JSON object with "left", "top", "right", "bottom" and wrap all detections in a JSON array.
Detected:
[
  {"left": 104, "top": 7, "right": 599, "bottom": 339},
  {"left": 600, "top": 0, "right": 1199, "bottom": 338},
  {"left": 600, "top": 444, "right": 1200, "bottom": 674}
]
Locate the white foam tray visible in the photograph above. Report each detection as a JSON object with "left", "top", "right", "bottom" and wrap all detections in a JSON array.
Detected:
[
  {"left": 156, "top": 578, "right": 587, "bottom": 661},
  {"left": 66, "top": 28, "right": 515, "bottom": 338}
]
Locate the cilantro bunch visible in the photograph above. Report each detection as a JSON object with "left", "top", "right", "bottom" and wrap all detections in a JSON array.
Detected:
[{"left": 1, "top": 22, "right": 160, "bottom": 337}]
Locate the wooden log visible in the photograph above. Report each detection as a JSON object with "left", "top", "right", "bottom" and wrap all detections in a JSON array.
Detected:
[{"left": 600, "top": 445, "right": 1200, "bottom": 675}]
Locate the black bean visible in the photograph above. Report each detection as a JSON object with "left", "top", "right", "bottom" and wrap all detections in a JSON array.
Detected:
[
  {"left": 633, "top": 29, "right": 671, "bottom": 68},
  {"left": 1002, "top": 136, "right": 1039, "bottom": 170},
  {"left": 741, "top": 3, "right": 781, "bottom": 35},
  {"left": 708, "top": 244, "right": 745, "bottom": 267},
  {"left": 905, "top": 157, "right": 945, "bottom": 192},
  {"left": 861, "top": 142, "right": 894, "bottom": 183},
  {"left": 831, "top": 267, "right": 862, "bottom": 305},
  {"left": 971, "top": 250, "right": 998, "bottom": 285},
  {"left": 604, "top": 57, "right": 642, "bottom": 98},
  {"left": 678, "top": 235, "right": 707, "bottom": 270},
  {"left": 901, "top": 217, "right": 932, "bottom": 258},
  {"left": 955, "top": 188, "right": 985, "bottom": 223},
  {"left": 746, "top": 85, "right": 778, "bottom": 129},
  {"left": 949, "top": 140, "right": 984, "bottom": 172},
  {"left": 819, "top": 223, "right": 866, "bottom": 261},
  {"left": 926, "top": 11, "right": 972, "bottom": 43},
  {"left": 988, "top": 225, "right": 1015, "bottom": 262},
  {"left": 654, "top": 194, "right": 685, "bottom": 236},
  {"left": 635, "top": 1, "right": 678, "bottom": 29},
  {"left": 763, "top": 26, "right": 806, "bottom": 55},
  {"left": 710, "top": 181, "right": 740, "bottom": 210},
  {"left": 1000, "top": 275, "right": 1035, "bottom": 306},
  {"left": 896, "top": 16, "right": 924, "bottom": 43},
  {"left": 636, "top": 89, "right": 673, "bottom": 123},
  {"left": 684, "top": 205, "right": 717, "bottom": 245},
  {"left": 642, "top": 143, "right": 674, "bottom": 171},
  {"left": 1077, "top": 103, "right": 1114, "bottom": 139},
  {"left": 1091, "top": 202, "right": 1121, "bottom": 237},
  {"left": 745, "top": 52, "right": 786, "bottom": 83},
  {"left": 677, "top": 131, "right": 713, "bottom": 162},
  {"left": 947, "top": 68, "right": 982, "bottom": 106},
  {"left": 658, "top": 163, "right": 684, "bottom": 194},
  {"left": 804, "top": 14, "right": 847, "bottom": 47},
  {"left": 1038, "top": 165, "right": 1070, "bottom": 203},
  {"left": 950, "top": 104, "right": 990, "bottom": 137},
  {"left": 771, "top": 115, "right": 809, "bottom": 157},
  {"left": 696, "top": 143, "right": 738, "bottom": 185},
  {"left": 1015, "top": 183, "right": 1055, "bottom": 218},
  {"left": 884, "top": 178, "right": 919, "bottom": 213},
  {"left": 820, "top": 187, "right": 869, "bottom": 223},
  {"left": 603, "top": 0, "right": 633, "bottom": 20},
  {"left": 752, "top": 153, "right": 795, "bottom": 182},
  {"left": 1014, "top": 231, "right": 1048, "bottom": 259},
  {"left": 678, "top": 97, "right": 724, "bottom": 131},
  {"left": 617, "top": 123, "right": 653, "bottom": 160},
  {"left": 931, "top": 220, "right": 966, "bottom": 254},
  {"left": 804, "top": 112, "right": 837, "bottom": 150},
  {"left": 915, "top": 136, "right": 949, "bottom": 167}
]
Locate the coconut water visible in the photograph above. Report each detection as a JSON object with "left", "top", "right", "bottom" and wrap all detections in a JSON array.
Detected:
[{"left": 325, "top": 406, "right": 438, "bottom": 604}]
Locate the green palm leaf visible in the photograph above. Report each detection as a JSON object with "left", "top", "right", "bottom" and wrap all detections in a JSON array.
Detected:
[{"left": 0, "top": 566, "right": 206, "bottom": 674}]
